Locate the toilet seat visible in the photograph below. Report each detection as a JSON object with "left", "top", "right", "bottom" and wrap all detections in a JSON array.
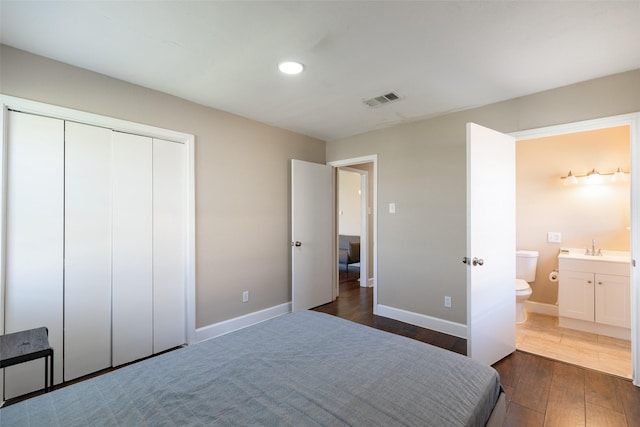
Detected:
[{"left": 515, "top": 278, "right": 531, "bottom": 295}]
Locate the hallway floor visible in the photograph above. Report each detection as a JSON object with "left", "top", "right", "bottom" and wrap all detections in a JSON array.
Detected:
[{"left": 517, "top": 312, "right": 632, "bottom": 379}]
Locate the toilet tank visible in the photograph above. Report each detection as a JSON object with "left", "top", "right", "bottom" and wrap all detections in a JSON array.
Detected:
[{"left": 516, "top": 250, "right": 539, "bottom": 282}]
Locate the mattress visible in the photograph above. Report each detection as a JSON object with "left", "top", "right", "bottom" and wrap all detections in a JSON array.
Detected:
[{"left": 1, "top": 311, "right": 502, "bottom": 426}]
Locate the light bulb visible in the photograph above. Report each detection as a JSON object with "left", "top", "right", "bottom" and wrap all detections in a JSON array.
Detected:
[
  {"left": 563, "top": 171, "right": 578, "bottom": 186},
  {"left": 611, "top": 167, "right": 628, "bottom": 183},
  {"left": 278, "top": 61, "right": 304, "bottom": 75}
]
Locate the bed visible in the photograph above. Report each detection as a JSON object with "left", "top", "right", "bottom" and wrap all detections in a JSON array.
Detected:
[{"left": 0, "top": 311, "right": 505, "bottom": 426}]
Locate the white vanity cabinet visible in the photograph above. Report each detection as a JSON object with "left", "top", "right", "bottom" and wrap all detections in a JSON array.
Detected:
[
  {"left": 558, "top": 270, "right": 595, "bottom": 322},
  {"left": 595, "top": 273, "right": 631, "bottom": 328},
  {"left": 558, "top": 251, "right": 630, "bottom": 339}
]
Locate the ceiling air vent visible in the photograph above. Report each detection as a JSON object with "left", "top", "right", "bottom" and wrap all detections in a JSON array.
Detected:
[{"left": 363, "top": 91, "right": 403, "bottom": 108}]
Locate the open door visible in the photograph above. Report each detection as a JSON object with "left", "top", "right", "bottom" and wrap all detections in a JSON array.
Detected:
[
  {"left": 291, "top": 159, "right": 334, "bottom": 312},
  {"left": 466, "top": 123, "right": 516, "bottom": 365}
]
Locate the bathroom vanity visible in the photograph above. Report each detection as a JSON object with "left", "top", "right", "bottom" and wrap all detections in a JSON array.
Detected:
[{"left": 558, "top": 248, "right": 631, "bottom": 340}]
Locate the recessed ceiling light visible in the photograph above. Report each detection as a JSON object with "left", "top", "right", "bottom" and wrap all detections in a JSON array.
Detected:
[{"left": 278, "top": 61, "right": 304, "bottom": 75}]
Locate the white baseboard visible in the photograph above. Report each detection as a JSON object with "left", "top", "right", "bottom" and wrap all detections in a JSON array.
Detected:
[
  {"left": 194, "top": 302, "right": 291, "bottom": 343},
  {"left": 559, "top": 316, "right": 630, "bottom": 340},
  {"left": 525, "top": 301, "right": 559, "bottom": 317},
  {"left": 376, "top": 304, "right": 467, "bottom": 339},
  {"left": 360, "top": 277, "right": 374, "bottom": 288}
]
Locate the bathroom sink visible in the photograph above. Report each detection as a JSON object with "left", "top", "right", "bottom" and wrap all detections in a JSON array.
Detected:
[{"left": 558, "top": 248, "right": 631, "bottom": 264}]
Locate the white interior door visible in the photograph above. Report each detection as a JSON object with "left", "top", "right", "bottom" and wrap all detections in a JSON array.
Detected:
[
  {"left": 466, "top": 123, "right": 516, "bottom": 366},
  {"left": 111, "top": 132, "right": 153, "bottom": 366},
  {"left": 291, "top": 159, "right": 334, "bottom": 312},
  {"left": 152, "top": 138, "right": 187, "bottom": 353},
  {"left": 3, "top": 111, "right": 65, "bottom": 399},
  {"left": 64, "top": 122, "right": 113, "bottom": 380}
]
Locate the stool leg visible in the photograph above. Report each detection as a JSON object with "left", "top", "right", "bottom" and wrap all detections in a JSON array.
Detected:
[
  {"left": 45, "top": 356, "right": 48, "bottom": 392},
  {"left": 50, "top": 352, "right": 54, "bottom": 392}
]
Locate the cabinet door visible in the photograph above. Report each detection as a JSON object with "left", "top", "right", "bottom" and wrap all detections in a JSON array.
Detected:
[
  {"left": 153, "top": 138, "right": 187, "bottom": 353},
  {"left": 64, "top": 122, "right": 113, "bottom": 380},
  {"left": 559, "top": 270, "right": 594, "bottom": 322},
  {"left": 111, "top": 132, "right": 153, "bottom": 366},
  {"left": 4, "top": 111, "right": 64, "bottom": 399},
  {"left": 595, "top": 273, "right": 630, "bottom": 328}
]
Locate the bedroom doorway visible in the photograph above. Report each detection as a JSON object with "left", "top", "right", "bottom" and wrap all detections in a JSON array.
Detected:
[
  {"left": 329, "top": 156, "right": 378, "bottom": 312},
  {"left": 338, "top": 167, "right": 368, "bottom": 289}
]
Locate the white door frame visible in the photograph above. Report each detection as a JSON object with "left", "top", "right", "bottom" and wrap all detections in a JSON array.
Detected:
[
  {"left": 0, "top": 95, "right": 197, "bottom": 344},
  {"left": 511, "top": 112, "right": 640, "bottom": 386},
  {"left": 329, "top": 155, "right": 378, "bottom": 311}
]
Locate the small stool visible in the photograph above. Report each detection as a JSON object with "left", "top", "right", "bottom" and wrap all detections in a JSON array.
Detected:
[{"left": 0, "top": 327, "right": 54, "bottom": 392}]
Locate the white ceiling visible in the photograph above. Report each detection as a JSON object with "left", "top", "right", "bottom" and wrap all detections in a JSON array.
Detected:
[{"left": 1, "top": 1, "right": 639, "bottom": 141}]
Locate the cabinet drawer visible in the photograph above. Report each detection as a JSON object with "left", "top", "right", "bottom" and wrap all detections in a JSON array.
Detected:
[{"left": 559, "top": 258, "right": 630, "bottom": 276}]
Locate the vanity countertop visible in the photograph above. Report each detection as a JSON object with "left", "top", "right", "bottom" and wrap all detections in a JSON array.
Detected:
[{"left": 558, "top": 248, "right": 631, "bottom": 264}]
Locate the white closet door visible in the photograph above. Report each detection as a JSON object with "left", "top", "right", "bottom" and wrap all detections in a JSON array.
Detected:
[
  {"left": 112, "top": 132, "right": 153, "bottom": 366},
  {"left": 64, "top": 122, "right": 113, "bottom": 380},
  {"left": 153, "top": 138, "right": 187, "bottom": 353},
  {"left": 4, "top": 111, "right": 64, "bottom": 399}
]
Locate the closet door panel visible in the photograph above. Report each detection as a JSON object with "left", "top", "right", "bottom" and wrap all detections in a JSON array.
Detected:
[
  {"left": 153, "top": 139, "right": 187, "bottom": 353},
  {"left": 111, "top": 132, "right": 153, "bottom": 366},
  {"left": 4, "top": 111, "right": 64, "bottom": 399},
  {"left": 64, "top": 122, "right": 113, "bottom": 380}
]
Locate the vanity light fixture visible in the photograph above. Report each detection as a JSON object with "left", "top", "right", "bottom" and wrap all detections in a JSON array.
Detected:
[
  {"left": 278, "top": 61, "right": 304, "bottom": 75},
  {"left": 561, "top": 167, "right": 629, "bottom": 185}
]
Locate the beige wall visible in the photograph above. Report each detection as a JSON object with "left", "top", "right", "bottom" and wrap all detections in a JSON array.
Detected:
[
  {"left": 338, "top": 170, "right": 361, "bottom": 236},
  {"left": 4, "top": 43, "right": 638, "bottom": 329},
  {"left": 517, "top": 126, "right": 631, "bottom": 305},
  {"left": 327, "top": 69, "right": 640, "bottom": 325},
  {"left": 0, "top": 45, "right": 326, "bottom": 328}
]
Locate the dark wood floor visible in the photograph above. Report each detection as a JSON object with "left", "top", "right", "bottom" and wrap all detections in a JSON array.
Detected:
[{"left": 313, "top": 270, "right": 640, "bottom": 427}]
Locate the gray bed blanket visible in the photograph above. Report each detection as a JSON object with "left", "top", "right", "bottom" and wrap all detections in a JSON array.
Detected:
[{"left": 1, "top": 311, "right": 501, "bottom": 426}]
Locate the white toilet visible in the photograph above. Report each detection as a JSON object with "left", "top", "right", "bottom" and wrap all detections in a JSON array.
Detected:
[{"left": 515, "top": 250, "right": 539, "bottom": 323}]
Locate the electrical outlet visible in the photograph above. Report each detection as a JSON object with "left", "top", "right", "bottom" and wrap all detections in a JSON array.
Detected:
[
  {"left": 444, "top": 296, "right": 451, "bottom": 308},
  {"left": 242, "top": 291, "right": 249, "bottom": 303}
]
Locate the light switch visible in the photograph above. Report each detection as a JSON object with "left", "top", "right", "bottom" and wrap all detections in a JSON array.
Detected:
[
  {"left": 547, "top": 232, "right": 562, "bottom": 243},
  {"left": 389, "top": 203, "right": 396, "bottom": 214}
]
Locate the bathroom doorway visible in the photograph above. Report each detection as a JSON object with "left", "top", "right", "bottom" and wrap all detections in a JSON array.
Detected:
[{"left": 511, "top": 113, "right": 639, "bottom": 381}]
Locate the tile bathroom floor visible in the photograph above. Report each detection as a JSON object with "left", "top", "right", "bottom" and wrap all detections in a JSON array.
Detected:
[{"left": 516, "top": 312, "right": 632, "bottom": 379}]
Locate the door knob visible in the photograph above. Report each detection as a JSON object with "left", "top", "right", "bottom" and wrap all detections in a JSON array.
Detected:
[
  {"left": 294, "top": 241, "right": 302, "bottom": 247},
  {"left": 472, "top": 257, "right": 484, "bottom": 266},
  {"left": 462, "top": 257, "right": 470, "bottom": 264}
]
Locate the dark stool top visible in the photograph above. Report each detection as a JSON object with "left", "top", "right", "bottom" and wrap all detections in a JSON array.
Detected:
[{"left": 0, "top": 327, "right": 51, "bottom": 367}]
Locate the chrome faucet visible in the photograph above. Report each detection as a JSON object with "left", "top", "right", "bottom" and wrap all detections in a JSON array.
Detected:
[{"left": 586, "top": 239, "right": 602, "bottom": 256}]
